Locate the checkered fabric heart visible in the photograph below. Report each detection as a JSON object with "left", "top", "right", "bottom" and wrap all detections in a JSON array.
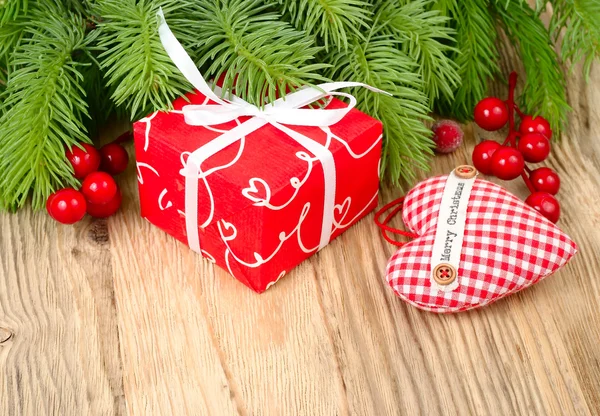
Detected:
[{"left": 383, "top": 174, "right": 577, "bottom": 313}]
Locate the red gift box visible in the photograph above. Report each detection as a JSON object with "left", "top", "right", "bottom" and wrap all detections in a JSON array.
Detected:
[
  {"left": 133, "top": 90, "right": 382, "bottom": 292},
  {"left": 132, "top": 11, "right": 383, "bottom": 292}
]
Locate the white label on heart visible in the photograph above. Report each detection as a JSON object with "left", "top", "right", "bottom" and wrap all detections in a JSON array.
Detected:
[{"left": 430, "top": 169, "right": 477, "bottom": 292}]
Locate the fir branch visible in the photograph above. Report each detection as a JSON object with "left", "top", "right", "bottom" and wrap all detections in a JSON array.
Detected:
[
  {"left": 78, "top": 49, "right": 117, "bottom": 137},
  {"left": 495, "top": 0, "right": 570, "bottom": 133},
  {"left": 0, "top": 8, "right": 91, "bottom": 210},
  {"left": 550, "top": 0, "right": 600, "bottom": 80},
  {"left": 276, "top": 0, "right": 372, "bottom": 51},
  {"left": 435, "top": 0, "right": 500, "bottom": 121},
  {"left": 428, "top": 0, "right": 457, "bottom": 16},
  {"left": 0, "top": 0, "right": 28, "bottom": 24},
  {"left": 0, "top": 0, "right": 31, "bottom": 62},
  {"left": 376, "top": 0, "right": 460, "bottom": 106},
  {"left": 93, "top": 0, "right": 195, "bottom": 120},
  {"left": 186, "top": 0, "right": 329, "bottom": 107},
  {"left": 63, "top": 0, "right": 88, "bottom": 14},
  {"left": 327, "top": 28, "right": 433, "bottom": 185},
  {"left": 0, "top": 21, "right": 24, "bottom": 59},
  {"left": 0, "top": 0, "right": 85, "bottom": 23}
]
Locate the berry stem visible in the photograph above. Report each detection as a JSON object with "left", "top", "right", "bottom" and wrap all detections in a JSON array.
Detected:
[
  {"left": 507, "top": 72, "right": 518, "bottom": 134},
  {"left": 513, "top": 104, "right": 525, "bottom": 119},
  {"left": 505, "top": 71, "right": 536, "bottom": 194},
  {"left": 521, "top": 172, "right": 536, "bottom": 193},
  {"left": 112, "top": 130, "right": 133, "bottom": 145},
  {"left": 502, "top": 131, "right": 519, "bottom": 147}
]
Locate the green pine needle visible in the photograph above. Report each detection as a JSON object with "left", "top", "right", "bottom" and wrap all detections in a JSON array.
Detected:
[
  {"left": 435, "top": 0, "right": 500, "bottom": 121},
  {"left": 94, "top": 0, "right": 195, "bottom": 120},
  {"left": 377, "top": 0, "right": 461, "bottom": 106},
  {"left": 277, "top": 0, "right": 372, "bottom": 51},
  {"left": 550, "top": 0, "right": 600, "bottom": 81},
  {"left": 0, "top": 0, "right": 28, "bottom": 25},
  {"left": 495, "top": 0, "right": 570, "bottom": 133},
  {"left": 0, "top": 8, "right": 91, "bottom": 210},
  {"left": 0, "top": 0, "right": 29, "bottom": 62},
  {"left": 186, "top": 0, "right": 329, "bottom": 107},
  {"left": 0, "top": 21, "right": 23, "bottom": 59},
  {"left": 0, "top": 0, "right": 85, "bottom": 23},
  {"left": 328, "top": 27, "right": 433, "bottom": 186},
  {"left": 78, "top": 54, "right": 118, "bottom": 137}
]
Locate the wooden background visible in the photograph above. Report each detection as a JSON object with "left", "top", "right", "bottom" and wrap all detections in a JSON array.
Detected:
[{"left": 2, "top": 44, "right": 600, "bottom": 416}]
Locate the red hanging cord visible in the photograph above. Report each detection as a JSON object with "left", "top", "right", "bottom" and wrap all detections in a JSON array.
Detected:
[
  {"left": 374, "top": 197, "right": 419, "bottom": 247},
  {"left": 112, "top": 130, "right": 133, "bottom": 145}
]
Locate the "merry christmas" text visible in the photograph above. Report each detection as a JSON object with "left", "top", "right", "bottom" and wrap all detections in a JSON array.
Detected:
[{"left": 446, "top": 182, "right": 465, "bottom": 226}]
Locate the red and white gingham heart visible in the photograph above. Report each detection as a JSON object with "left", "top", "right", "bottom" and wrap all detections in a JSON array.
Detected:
[{"left": 384, "top": 174, "right": 578, "bottom": 313}]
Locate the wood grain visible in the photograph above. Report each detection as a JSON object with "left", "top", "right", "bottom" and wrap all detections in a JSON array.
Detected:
[
  {"left": 2, "top": 50, "right": 600, "bottom": 416},
  {"left": 0, "top": 209, "right": 126, "bottom": 414}
]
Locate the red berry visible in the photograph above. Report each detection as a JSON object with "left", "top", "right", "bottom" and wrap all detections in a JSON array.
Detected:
[
  {"left": 525, "top": 192, "right": 560, "bottom": 223},
  {"left": 66, "top": 143, "right": 101, "bottom": 179},
  {"left": 530, "top": 167, "right": 560, "bottom": 195},
  {"left": 517, "top": 133, "right": 550, "bottom": 163},
  {"left": 519, "top": 115, "right": 552, "bottom": 139},
  {"left": 81, "top": 172, "right": 118, "bottom": 204},
  {"left": 431, "top": 120, "right": 464, "bottom": 153},
  {"left": 474, "top": 97, "right": 509, "bottom": 131},
  {"left": 472, "top": 140, "right": 501, "bottom": 175},
  {"left": 490, "top": 146, "right": 525, "bottom": 180},
  {"left": 100, "top": 143, "right": 129, "bottom": 175},
  {"left": 87, "top": 188, "right": 123, "bottom": 218},
  {"left": 46, "top": 188, "right": 87, "bottom": 224}
]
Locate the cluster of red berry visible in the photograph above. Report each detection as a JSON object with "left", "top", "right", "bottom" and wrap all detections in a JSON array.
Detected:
[
  {"left": 471, "top": 72, "right": 561, "bottom": 223},
  {"left": 46, "top": 134, "right": 130, "bottom": 224}
]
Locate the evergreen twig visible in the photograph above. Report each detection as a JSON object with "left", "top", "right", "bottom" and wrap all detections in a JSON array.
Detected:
[
  {"left": 93, "top": 0, "right": 195, "bottom": 120},
  {"left": 276, "top": 0, "right": 372, "bottom": 51},
  {"left": 328, "top": 23, "right": 433, "bottom": 186},
  {"left": 78, "top": 51, "right": 117, "bottom": 137},
  {"left": 0, "top": 1, "right": 28, "bottom": 61},
  {"left": 549, "top": 0, "right": 600, "bottom": 80},
  {"left": 495, "top": 0, "right": 570, "bottom": 133},
  {"left": 0, "top": 0, "right": 28, "bottom": 24},
  {"left": 377, "top": 0, "right": 460, "bottom": 106},
  {"left": 186, "top": 0, "right": 329, "bottom": 107},
  {"left": 0, "top": 7, "right": 91, "bottom": 210},
  {"left": 436, "top": 0, "right": 500, "bottom": 121}
]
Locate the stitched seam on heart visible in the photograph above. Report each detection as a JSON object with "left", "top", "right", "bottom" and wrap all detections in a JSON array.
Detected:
[
  {"left": 386, "top": 237, "right": 577, "bottom": 312},
  {"left": 391, "top": 250, "right": 576, "bottom": 313}
]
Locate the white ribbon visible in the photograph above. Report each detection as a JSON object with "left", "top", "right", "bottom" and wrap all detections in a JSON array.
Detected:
[
  {"left": 430, "top": 171, "right": 477, "bottom": 292},
  {"left": 157, "top": 9, "right": 389, "bottom": 254}
]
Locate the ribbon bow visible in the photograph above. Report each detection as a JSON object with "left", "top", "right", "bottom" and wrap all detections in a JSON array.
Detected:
[{"left": 157, "top": 9, "right": 389, "bottom": 255}]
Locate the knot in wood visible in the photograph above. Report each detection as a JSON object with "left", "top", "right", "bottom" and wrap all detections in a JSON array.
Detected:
[
  {"left": 0, "top": 327, "right": 13, "bottom": 344},
  {"left": 88, "top": 220, "right": 110, "bottom": 245}
]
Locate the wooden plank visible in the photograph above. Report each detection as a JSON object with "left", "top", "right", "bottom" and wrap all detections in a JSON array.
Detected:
[{"left": 0, "top": 211, "right": 126, "bottom": 415}]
